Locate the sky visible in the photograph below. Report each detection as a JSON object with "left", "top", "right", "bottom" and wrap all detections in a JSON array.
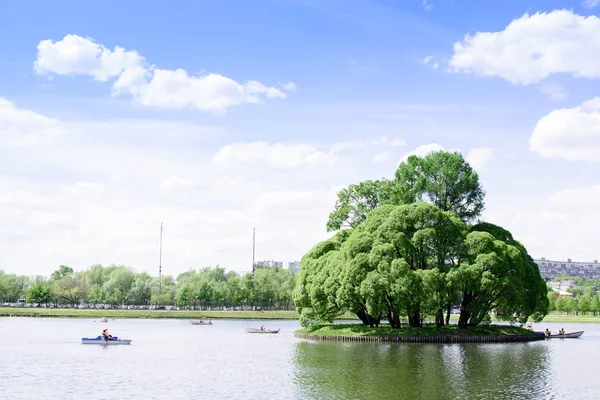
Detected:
[{"left": 1, "top": 0, "right": 600, "bottom": 277}]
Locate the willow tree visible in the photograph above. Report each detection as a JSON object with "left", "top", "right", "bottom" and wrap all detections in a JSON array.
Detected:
[
  {"left": 393, "top": 151, "right": 485, "bottom": 223},
  {"left": 447, "top": 222, "right": 549, "bottom": 328},
  {"left": 293, "top": 230, "right": 350, "bottom": 326},
  {"left": 326, "top": 151, "right": 485, "bottom": 232}
]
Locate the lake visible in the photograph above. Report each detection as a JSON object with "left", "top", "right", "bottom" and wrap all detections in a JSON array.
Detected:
[{"left": 0, "top": 318, "right": 598, "bottom": 399}]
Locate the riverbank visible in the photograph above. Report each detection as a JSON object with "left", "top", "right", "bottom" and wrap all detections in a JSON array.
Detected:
[
  {"left": 295, "top": 323, "right": 544, "bottom": 343},
  {"left": 0, "top": 307, "right": 357, "bottom": 320}
]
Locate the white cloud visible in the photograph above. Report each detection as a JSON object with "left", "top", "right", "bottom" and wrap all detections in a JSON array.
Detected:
[
  {"left": 423, "top": 56, "right": 439, "bottom": 69},
  {"left": 213, "top": 141, "right": 339, "bottom": 169},
  {"left": 547, "top": 184, "right": 600, "bottom": 208},
  {"left": 485, "top": 183, "right": 600, "bottom": 261},
  {"left": 159, "top": 177, "right": 193, "bottom": 193},
  {"left": 400, "top": 143, "right": 446, "bottom": 162},
  {"left": 282, "top": 82, "right": 297, "bottom": 91},
  {"left": 466, "top": 146, "right": 495, "bottom": 171},
  {"left": 34, "top": 34, "right": 144, "bottom": 82},
  {"left": 422, "top": 0, "right": 433, "bottom": 10},
  {"left": 530, "top": 97, "right": 600, "bottom": 162},
  {"left": 34, "top": 34, "right": 291, "bottom": 114},
  {"left": 0, "top": 97, "right": 67, "bottom": 147},
  {"left": 214, "top": 136, "right": 406, "bottom": 169},
  {"left": 448, "top": 10, "right": 600, "bottom": 85},
  {"left": 583, "top": 0, "right": 600, "bottom": 8},
  {"left": 538, "top": 83, "right": 568, "bottom": 101},
  {"left": 373, "top": 152, "right": 391, "bottom": 163}
]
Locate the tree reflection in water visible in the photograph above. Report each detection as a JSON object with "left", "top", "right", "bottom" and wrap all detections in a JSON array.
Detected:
[{"left": 292, "top": 340, "right": 551, "bottom": 400}]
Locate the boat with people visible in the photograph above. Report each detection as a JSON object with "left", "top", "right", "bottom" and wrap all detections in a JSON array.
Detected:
[
  {"left": 545, "top": 330, "right": 584, "bottom": 339},
  {"left": 190, "top": 319, "right": 213, "bottom": 325},
  {"left": 246, "top": 325, "right": 280, "bottom": 334},
  {"left": 81, "top": 336, "right": 132, "bottom": 345},
  {"left": 82, "top": 329, "right": 131, "bottom": 344}
]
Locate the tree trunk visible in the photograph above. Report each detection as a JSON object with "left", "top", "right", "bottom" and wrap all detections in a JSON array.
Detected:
[
  {"left": 408, "top": 309, "right": 422, "bottom": 327},
  {"left": 458, "top": 294, "right": 472, "bottom": 329},
  {"left": 356, "top": 308, "right": 371, "bottom": 326},
  {"left": 388, "top": 311, "right": 401, "bottom": 329},
  {"left": 445, "top": 302, "right": 452, "bottom": 325},
  {"left": 435, "top": 309, "right": 444, "bottom": 327}
]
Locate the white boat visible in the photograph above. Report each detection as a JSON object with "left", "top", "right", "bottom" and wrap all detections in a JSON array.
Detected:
[
  {"left": 545, "top": 331, "right": 584, "bottom": 339},
  {"left": 81, "top": 336, "right": 132, "bottom": 345},
  {"left": 190, "top": 320, "right": 213, "bottom": 325},
  {"left": 245, "top": 327, "right": 280, "bottom": 334},
  {"left": 100, "top": 318, "right": 108, "bottom": 322}
]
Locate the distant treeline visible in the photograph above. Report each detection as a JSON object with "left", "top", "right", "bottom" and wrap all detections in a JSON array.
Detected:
[
  {"left": 548, "top": 274, "right": 600, "bottom": 315},
  {"left": 0, "top": 264, "right": 296, "bottom": 310}
]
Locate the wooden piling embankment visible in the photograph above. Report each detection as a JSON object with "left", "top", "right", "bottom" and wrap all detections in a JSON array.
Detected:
[{"left": 294, "top": 332, "right": 545, "bottom": 343}]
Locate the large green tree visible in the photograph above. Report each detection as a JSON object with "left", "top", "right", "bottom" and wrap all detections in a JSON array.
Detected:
[
  {"left": 394, "top": 151, "right": 485, "bottom": 222},
  {"left": 298, "top": 150, "right": 547, "bottom": 329}
]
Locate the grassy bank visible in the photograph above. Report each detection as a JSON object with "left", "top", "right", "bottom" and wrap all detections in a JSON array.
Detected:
[
  {"left": 0, "top": 307, "right": 357, "bottom": 320},
  {"left": 296, "top": 323, "right": 539, "bottom": 338}
]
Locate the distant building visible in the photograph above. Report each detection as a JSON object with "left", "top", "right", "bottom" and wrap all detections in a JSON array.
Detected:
[
  {"left": 548, "top": 280, "right": 577, "bottom": 291},
  {"left": 255, "top": 260, "right": 284, "bottom": 268},
  {"left": 288, "top": 261, "right": 300, "bottom": 274},
  {"left": 535, "top": 257, "right": 600, "bottom": 280}
]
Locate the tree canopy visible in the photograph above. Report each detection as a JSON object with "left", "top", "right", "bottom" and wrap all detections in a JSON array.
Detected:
[
  {"left": 0, "top": 263, "right": 297, "bottom": 310},
  {"left": 298, "top": 150, "right": 548, "bottom": 329},
  {"left": 326, "top": 151, "right": 486, "bottom": 231}
]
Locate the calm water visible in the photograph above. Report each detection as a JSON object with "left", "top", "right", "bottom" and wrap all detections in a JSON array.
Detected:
[{"left": 1, "top": 318, "right": 599, "bottom": 399}]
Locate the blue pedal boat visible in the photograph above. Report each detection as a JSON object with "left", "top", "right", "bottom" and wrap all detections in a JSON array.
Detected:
[{"left": 81, "top": 336, "right": 132, "bottom": 345}]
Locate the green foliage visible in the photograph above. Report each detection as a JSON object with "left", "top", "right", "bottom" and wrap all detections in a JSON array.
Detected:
[
  {"left": 326, "top": 179, "right": 396, "bottom": 231},
  {"left": 297, "top": 323, "right": 539, "bottom": 337},
  {"left": 394, "top": 151, "right": 485, "bottom": 222},
  {"left": 1, "top": 263, "right": 298, "bottom": 309},
  {"left": 300, "top": 150, "right": 548, "bottom": 330}
]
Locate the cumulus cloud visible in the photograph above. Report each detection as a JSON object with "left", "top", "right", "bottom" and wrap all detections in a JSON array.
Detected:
[
  {"left": 34, "top": 34, "right": 144, "bottom": 81},
  {"left": 400, "top": 143, "right": 446, "bottom": 162},
  {"left": 530, "top": 97, "right": 600, "bottom": 162},
  {"left": 213, "top": 141, "right": 338, "bottom": 169},
  {"left": 282, "top": 82, "right": 297, "bottom": 91},
  {"left": 547, "top": 184, "right": 600, "bottom": 208},
  {"left": 373, "top": 152, "right": 391, "bottom": 163},
  {"left": 214, "top": 136, "right": 406, "bottom": 169},
  {"left": 34, "top": 34, "right": 291, "bottom": 114},
  {"left": 448, "top": 10, "right": 600, "bottom": 85},
  {"left": 582, "top": 0, "right": 600, "bottom": 8},
  {"left": 0, "top": 97, "right": 67, "bottom": 147},
  {"left": 466, "top": 147, "right": 495, "bottom": 171},
  {"left": 485, "top": 183, "right": 600, "bottom": 261}
]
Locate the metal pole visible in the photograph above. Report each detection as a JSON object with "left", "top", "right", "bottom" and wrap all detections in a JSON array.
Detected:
[
  {"left": 252, "top": 227, "right": 255, "bottom": 277},
  {"left": 159, "top": 222, "right": 163, "bottom": 295}
]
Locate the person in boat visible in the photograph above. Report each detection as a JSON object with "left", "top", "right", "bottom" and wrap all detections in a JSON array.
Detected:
[
  {"left": 102, "top": 329, "right": 113, "bottom": 340},
  {"left": 545, "top": 328, "right": 551, "bottom": 336},
  {"left": 260, "top": 324, "right": 265, "bottom": 331},
  {"left": 559, "top": 328, "right": 565, "bottom": 335}
]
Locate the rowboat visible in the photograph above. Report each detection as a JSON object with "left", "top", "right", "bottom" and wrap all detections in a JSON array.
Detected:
[
  {"left": 245, "top": 328, "right": 280, "bottom": 334},
  {"left": 190, "top": 320, "right": 213, "bottom": 325},
  {"left": 81, "top": 336, "right": 132, "bottom": 345},
  {"left": 545, "top": 331, "right": 584, "bottom": 339},
  {"left": 100, "top": 318, "right": 108, "bottom": 323}
]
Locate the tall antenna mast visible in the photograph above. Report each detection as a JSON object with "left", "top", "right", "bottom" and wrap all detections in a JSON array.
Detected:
[
  {"left": 252, "top": 226, "right": 256, "bottom": 277},
  {"left": 159, "top": 222, "right": 163, "bottom": 295}
]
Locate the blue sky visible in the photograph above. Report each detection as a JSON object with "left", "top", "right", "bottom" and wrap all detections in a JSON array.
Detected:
[{"left": 1, "top": 0, "right": 600, "bottom": 277}]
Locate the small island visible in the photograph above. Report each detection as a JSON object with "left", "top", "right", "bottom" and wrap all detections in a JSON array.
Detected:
[
  {"left": 296, "top": 323, "right": 545, "bottom": 343},
  {"left": 293, "top": 151, "right": 549, "bottom": 344}
]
